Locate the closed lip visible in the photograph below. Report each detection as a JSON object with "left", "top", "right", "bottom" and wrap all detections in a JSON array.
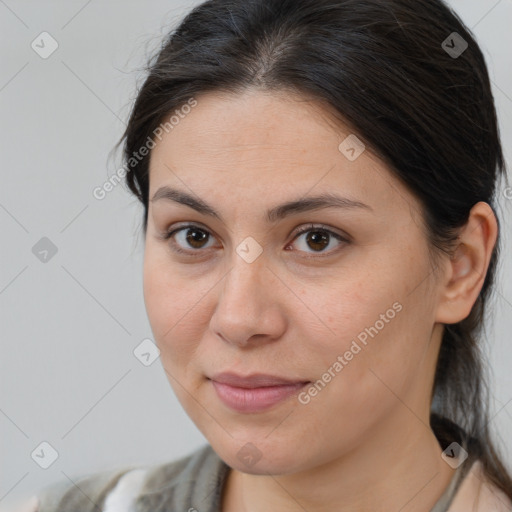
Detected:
[{"left": 209, "top": 372, "right": 310, "bottom": 388}]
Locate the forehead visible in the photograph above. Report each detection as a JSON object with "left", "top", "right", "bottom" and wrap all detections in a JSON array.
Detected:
[
  {"left": 147, "top": 89, "right": 417, "bottom": 220},
  {"left": 152, "top": 89, "right": 350, "bottom": 158}
]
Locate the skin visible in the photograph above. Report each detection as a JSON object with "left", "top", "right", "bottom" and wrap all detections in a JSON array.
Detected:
[{"left": 143, "top": 88, "right": 498, "bottom": 512}]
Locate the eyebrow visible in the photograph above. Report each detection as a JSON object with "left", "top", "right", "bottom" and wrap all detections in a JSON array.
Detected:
[{"left": 151, "top": 186, "right": 373, "bottom": 223}]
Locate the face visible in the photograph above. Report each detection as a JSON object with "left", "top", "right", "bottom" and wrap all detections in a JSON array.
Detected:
[{"left": 143, "top": 89, "right": 444, "bottom": 475}]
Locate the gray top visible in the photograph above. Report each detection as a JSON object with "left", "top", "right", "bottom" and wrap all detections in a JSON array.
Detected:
[
  {"left": 431, "top": 459, "right": 468, "bottom": 512},
  {"left": 36, "top": 444, "right": 229, "bottom": 512},
  {"left": 36, "top": 443, "right": 470, "bottom": 512}
]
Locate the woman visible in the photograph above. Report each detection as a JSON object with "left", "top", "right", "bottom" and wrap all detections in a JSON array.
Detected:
[{"left": 24, "top": 0, "right": 512, "bottom": 510}]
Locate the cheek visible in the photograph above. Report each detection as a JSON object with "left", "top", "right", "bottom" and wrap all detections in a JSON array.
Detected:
[
  {"left": 143, "top": 248, "right": 204, "bottom": 366},
  {"left": 143, "top": 250, "right": 172, "bottom": 338},
  {"left": 310, "top": 274, "right": 400, "bottom": 352},
  {"left": 300, "top": 250, "right": 432, "bottom": 387},
  {"left": 295, "top": 292, "right": 417, "bottom": 438}
]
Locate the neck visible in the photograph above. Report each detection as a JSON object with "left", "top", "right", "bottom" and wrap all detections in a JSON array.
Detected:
[{"left": 221, "top": 410, "right": 456, "bottom": 512}]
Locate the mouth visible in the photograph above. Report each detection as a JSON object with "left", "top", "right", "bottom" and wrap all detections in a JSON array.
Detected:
[{"left": 208, "top": 372, "right": 310, "bottom": 413}]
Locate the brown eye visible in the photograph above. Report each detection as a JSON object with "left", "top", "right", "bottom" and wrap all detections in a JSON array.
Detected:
[
  {"left": 288, "top": 224, "right": 348, "bottom": 256},
  {"left": 163, "top": 222, "right": 348, "bottom": 258},
  {"left": 164, "top": 224, "right": 216, "bottom": 254},
  {"left": 183, "top": 227, "right": 210, "bottom": 249},
  {"left": 304, "top": 230, "right": 330, "bottom": 252}
]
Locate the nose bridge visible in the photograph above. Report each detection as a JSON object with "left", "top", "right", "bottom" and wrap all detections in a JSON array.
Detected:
[
  {"left": 210, "top": 243, "right": 283, "bottom": 346},
  {"left": 221, "top": 245, "right": 268, "bottom": 316},
  {"left": 222, "top": 229, "right": 268, "bottom": 297}
]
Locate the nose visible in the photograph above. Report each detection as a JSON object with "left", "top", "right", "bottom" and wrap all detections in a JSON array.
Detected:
[{"left": 209, "top": 252, "right": 287, "bottom": 348}]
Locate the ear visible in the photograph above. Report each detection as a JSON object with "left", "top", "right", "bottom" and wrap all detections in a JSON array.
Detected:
[{"left": 435, "top": 201, "right": 498, "bottom": 325}]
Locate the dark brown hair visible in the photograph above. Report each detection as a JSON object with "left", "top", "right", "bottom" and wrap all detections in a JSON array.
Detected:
[{"left": 116, "top": 0, "right": 512, "bottom": 497}]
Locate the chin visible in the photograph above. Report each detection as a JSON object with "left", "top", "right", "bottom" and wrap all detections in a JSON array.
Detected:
[{"left": 210, "top": 436, "right": 310, "bottom": 476}]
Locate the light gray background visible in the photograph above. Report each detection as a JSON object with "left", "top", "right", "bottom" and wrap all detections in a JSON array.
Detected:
[{"left": 1, "top": 0, "right": 511, "bottom": 508}]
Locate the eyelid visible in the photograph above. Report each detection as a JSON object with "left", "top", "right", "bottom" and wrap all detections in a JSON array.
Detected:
[
  {"left": 162, "top": 222, "right": 350, "bottom": 257},
  {"left": 290, "top": 223, "right": 350, "bottom": 243}
]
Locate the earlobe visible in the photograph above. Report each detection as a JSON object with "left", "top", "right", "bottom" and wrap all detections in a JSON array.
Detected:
[{"left": 434, "top": 202, "right": 498, "bottom": 325}]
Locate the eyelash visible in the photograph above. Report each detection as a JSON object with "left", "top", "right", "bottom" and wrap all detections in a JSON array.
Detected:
[{"left": 161, "top": 223, "right": 350, "bottom": 259}]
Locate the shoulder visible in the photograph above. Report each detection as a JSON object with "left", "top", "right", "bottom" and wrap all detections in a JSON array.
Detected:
[
  {"left": 448, "top": 460, "right": 512, "bottom": 512},
  {"left": 132, "top": 443, "right": 229, "bottom": 511},
  {"left": 32, "top": 444, "right": 226, "bottom": 512},
  {"left": 34, "top": 465, "right": 138, "bottom": 512}
]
